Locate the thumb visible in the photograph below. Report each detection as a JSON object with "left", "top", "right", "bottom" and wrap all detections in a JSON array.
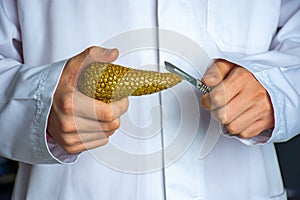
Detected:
[
  {"left": 202, "top": 59, "right": 235, "bottom": 87},
  {"left": 79, "top": 46, "right": 119, "bottom": 65},
  {"left": 103, "top": 48, "right": 119, "bottom": 62},
  {"left": 62, "top": 46, "right": 119, "bottom": 88}
]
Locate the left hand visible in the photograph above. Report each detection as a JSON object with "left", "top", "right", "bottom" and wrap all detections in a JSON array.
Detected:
[
  {"left": 201, "top": 59, "right": 274, "bottom": 139},
  {"left": 47, "top": 47, "right": 129, "bottom": 154}
]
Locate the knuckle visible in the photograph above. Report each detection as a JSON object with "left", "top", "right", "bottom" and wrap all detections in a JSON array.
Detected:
[
  {"left": 64, "top": 146, "right": 81, "bottom": 154},
  {"left": 60, "top": 94, "right": 73, "bottom": 114},
  {"left": 61, "top": 135, "right": 78, "bottom": 146},
  {"left": 226, "top": 123, "right": 239, "bottom": 135},
  {"left": 201, "top": 95, "right": 211, "bottom": 110},
  {"left": 102, "top": 137, "right": 109, "bottom": 145},
  {"left": 253, "top": 87, "right": 266, "bottom": 99},
  {"left": 110, "top": 119, "right": 120, "bottom": 130},
  {"left": 84, "top": 46, "right": 98, "bottom": 56},
  {"left": 60, "top": 121, "right": 76, "bottom": 133},
  {"left": 239, "top": 132, "right": 251, "bottom": 139},
  {"left": 219, "top": 113, "right": 228, "bottom": 124},
  {"left": 105, "top": 131, "right": 115, "bottom": 137},
  {"left": 266, "top": 103, "right": 273, "bottom": 113},
  {"left": 65, "top": 57, "right": 76, "bottom": 68},
  {"left": 102, "top": 108, "right": 115, "bottom": 121},
  {"left": 237, "top": 67, "right": 249, "bottom": 78},
  {"left": 211, "top": 93, "right": 224, "bottom": 107},
  {"left": 122, "top": 98, "right": 129, "bottom": 112},
  {"left": 263, "top": 99, "right": 273, "bottom": 112},
  {"left": 214, "top": 109, "right": 228, "bottom": 124},
  {"left": 239, "top": 127, "right": 260, "bottom": 139}
]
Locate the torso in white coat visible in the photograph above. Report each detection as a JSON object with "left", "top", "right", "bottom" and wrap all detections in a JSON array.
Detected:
[{"left": 5, "top": 0, "right": 288, "bottom": 199}]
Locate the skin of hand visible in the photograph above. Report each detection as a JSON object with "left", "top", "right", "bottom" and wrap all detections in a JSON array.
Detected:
[
  {"left": 201, "top": 59, "right": 274, "bottom": 139},
  {"left": 47, "top": 46, "right": 129, "bottom": 154}
]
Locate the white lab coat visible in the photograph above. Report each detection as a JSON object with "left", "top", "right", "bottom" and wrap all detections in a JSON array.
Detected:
[{"left": 1, "top": 0, "right": 300, "bottom": 199}]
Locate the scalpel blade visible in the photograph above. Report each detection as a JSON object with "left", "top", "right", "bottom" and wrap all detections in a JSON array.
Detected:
[{"left": 164, "top": 61, "right": 211, "bottom": 94}]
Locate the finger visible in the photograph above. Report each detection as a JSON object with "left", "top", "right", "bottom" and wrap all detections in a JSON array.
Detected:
[
  {"left": 76, "top": 131, "right": 114, "bottom": 143},
  {"left": 225, "top": 102, "right": 274, "bottom": 136},
  {"left": 56, "top": 130, "right": 113, "bottom": 146},
  {"left": 79, "top": 137, "right": 110, "bottom": 152},
  {"left": 210, "top": 98, "right": 250, "bottom": 126},
  {"left": 209, "top": 84, "right": 256, "bottom": 124},
  {"left": 202, "top": 65, "right": 255, "bottom": 110},
  {"left": 63, "top": 137, "right": 110, "bottom": 154},
  {"left": 73, "top": 46, "right": 119, "bottom": 68},
  {"left": 72, "top": 91, "right": 129, "bottom": 121},
  {"left": 48, "top": 104, "right": 121, "bottom": 135},
  {"left": 74, "top": 117, "right": 121, "bottom": 132},
  {"left": 108, "top": 97, "right": 129, "bottom": 120},
  {"left": 78, "top": 131, "right": 115, "bottom": 141},
  {"left": 202, "top": 59, "right": 235, "bottom": 87},
  {"left": 201, "top": 61, "right": 237, "bottom": 109},
  {"left": 201, "top": 82, "right": 238, "bottom": 110},
  {"left": 211, "top": 66, "right": 272, "bottom": 124},
  {"left": 238, "top": 119, "right": 274, "bottom": 139},
  {"left": 81, "top": 46, "right": 119, "bottom": 65},
  {"left": 224, "top": 106, "right": 260, "bottom": 135}
]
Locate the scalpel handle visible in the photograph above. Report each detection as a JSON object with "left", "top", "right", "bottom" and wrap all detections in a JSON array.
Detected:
[{"left": 196, "top": 80, "right": 211, "bottom": 95}]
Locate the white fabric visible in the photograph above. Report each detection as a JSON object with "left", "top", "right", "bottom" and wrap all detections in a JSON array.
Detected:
[{"left": 1, "top": 0, "right": 300, "bottom": 199}]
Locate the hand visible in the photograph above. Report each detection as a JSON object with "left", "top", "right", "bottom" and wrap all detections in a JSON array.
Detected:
[
  {"left": 47, "top": 46, "right": 129, "bottom": 154},
  {"left": 201, "top": 59, "right": 274, "bottom": 139}
]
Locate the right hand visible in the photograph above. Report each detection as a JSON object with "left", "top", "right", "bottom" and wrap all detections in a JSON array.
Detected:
[
  {"left": 201, "top": 59, "right": 274, "bottom": 139},
  {"left": 47, "top": 46, "right": 129, "bottom": 154}
]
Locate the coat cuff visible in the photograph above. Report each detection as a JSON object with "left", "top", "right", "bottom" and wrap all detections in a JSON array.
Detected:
[{"left": 46, "top": 133, "right": 79, "bottom": 163}]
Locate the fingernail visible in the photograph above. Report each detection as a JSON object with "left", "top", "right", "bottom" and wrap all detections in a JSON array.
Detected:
[
  {"left": 202, "top": 73, "right": 218, "bottom": 86},
  {"left": 203, "top": 73, "right": 214, "bottom": 80},
  {"left": 104, "top": 49, "right": 114, "bottom": 57}
]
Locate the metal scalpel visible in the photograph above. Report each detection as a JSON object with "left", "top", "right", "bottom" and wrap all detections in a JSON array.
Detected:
[{"left": 164, "top": 61, "right": 211, "bottom": 94}]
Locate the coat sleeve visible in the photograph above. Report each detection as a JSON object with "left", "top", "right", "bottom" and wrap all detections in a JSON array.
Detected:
[
  {"left": 221, "top": 1, "right": 300, "bottom": 145},
  {"left": 0, "top": 1, "right": 78, "bottom": 164}
]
